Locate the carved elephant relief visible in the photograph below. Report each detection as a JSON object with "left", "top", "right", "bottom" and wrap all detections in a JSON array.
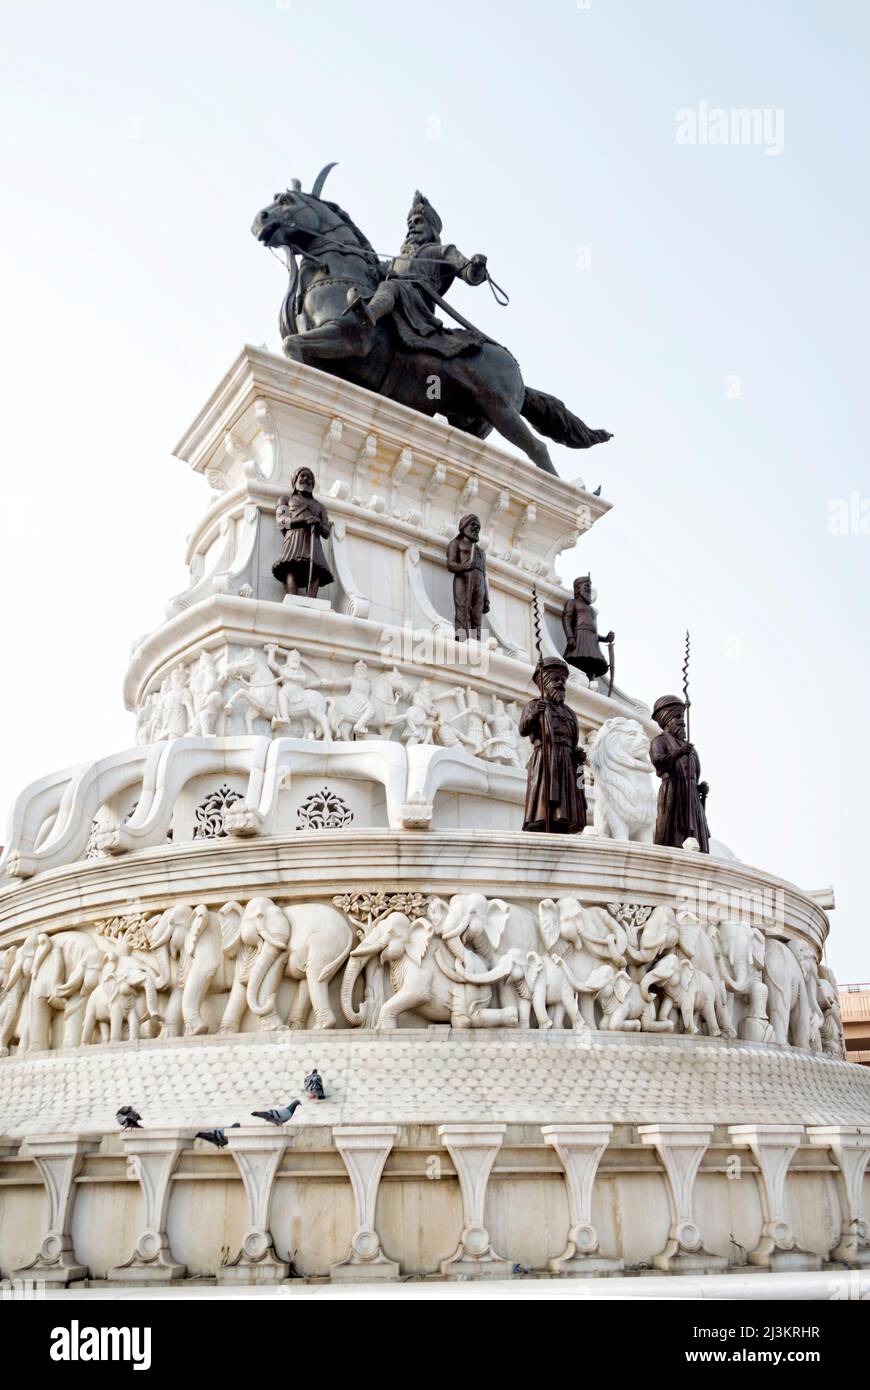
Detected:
[
  {"left": 219, "top": 896, "right": 353, "bottom": 1033},
  {"left": 557, "top": 959, "right": 674, "bottom": 1032},
  {"left": 641, "top": 953, "right": 721, "bottom": 1036},
  {"left": 80, "top": 952, "right": 159, "bottom": 1045},
  {"left": 442, "top": 946, "right": 588, "bottom": 1031},
  {"left": 538, "top": 897, "right": 628, "bottom": 1028},
  {"left": 147, "top": 903, "right": 232, "bottom": 1037},
  {"left": 714, "top": 916, "right": 774, "bottom": 1042},
  {"left": 343, "top": 909, "right": 518, "bottom": 1030},
  {"left": 20, "top": 930, "right": 108, "bottom": 1052},
  {"left": 763, "top": 936, "right": 822, "bottom": 1050}
]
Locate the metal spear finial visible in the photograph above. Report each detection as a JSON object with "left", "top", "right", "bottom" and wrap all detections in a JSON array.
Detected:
[
  {"left": 531, "top": 585, "right": 553, "bottom": 832},
  {"left": 682, "top": 629, "right": 691, "bottom": 742}
]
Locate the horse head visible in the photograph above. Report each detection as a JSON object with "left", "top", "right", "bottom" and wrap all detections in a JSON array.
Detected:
[
  {"left": 225, "top": 647, "right": 258, "bottom": 679},
  {"left": 252, "top": 164, "right": 370, "bottom": 256},
  {"left": 251, "top": 186, "right": 330, "bottom": 254}
]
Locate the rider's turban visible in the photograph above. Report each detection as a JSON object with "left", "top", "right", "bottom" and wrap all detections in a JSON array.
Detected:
[{"left": 409, "top": 190, "right": 443, "bottom": 238}]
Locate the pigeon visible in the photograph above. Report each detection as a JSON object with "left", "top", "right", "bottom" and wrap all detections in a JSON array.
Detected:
[
  {"left": 304, "top": 1068, "right": 326, "bottom": 1101},
  {"left": 251, "top": 1100, "right": 302, "bottom": 1127},
  {"left": 592, "top": 485, "right": 602, "bottom": 497},
  {"left": 195, "top": 1123, "right": 240, "bottom": 1149},
  {"left": 116, "top": 1106, "right": 143, "bottom": 1130}
]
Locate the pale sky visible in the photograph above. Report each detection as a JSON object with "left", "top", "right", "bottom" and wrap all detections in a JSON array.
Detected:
[{"left": 1, "top": 0, "right": 867, "bottom": 978}]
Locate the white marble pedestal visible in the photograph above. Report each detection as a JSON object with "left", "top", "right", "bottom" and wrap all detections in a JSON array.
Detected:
[
  {"left": 108, "top": 1129, "right": 188, "bottom": 1283},
  {"left": 639, "top": 1124, "right": 728, "bottom": 1274},
  {"left": 330, "top": 1125, "right": 399, "bottom": 1281},
  {"left": 542, "top": 1124, "right": 623, "bottom": 1275},
  {"left": 216, "top": 1128, "right": 290, "bottom": 1284},
  {"left": 728, "top": 1124, "right": 822, "bottom": 1272},
  {"left": 438, "top": 1124, "right": 512, "bottom": 1278},
  {"left": 15, "top": 1134, "right": 100, "bottom": 1285},
  {"left": 807, "top": 1126, "right": 870, "bottom": 1266}
]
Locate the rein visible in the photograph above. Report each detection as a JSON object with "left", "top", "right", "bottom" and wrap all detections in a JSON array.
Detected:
[{"left": 269, "top": 239, "right": 509, "bottom": 306}]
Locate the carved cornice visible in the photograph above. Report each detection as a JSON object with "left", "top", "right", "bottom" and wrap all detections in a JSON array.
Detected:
[{"left": 0, "top": 831, "right": 829, "bottom": 953}]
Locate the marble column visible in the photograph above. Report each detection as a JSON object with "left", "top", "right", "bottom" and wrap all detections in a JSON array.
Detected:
[
  {"left": 638, "top": 1123, "right": 728, "bottom": 1273},
  {"left": 331, "top": 1125, "right": 399, "bottom": 1281},
  {"left": 15, "top": 1133, "right": 99, "bottom": 1285},
  {"left": 806, "top": 1126, "right": 870, "bottom": 1266},
  {"left": 217, "top": 1127, "right": 290, "bottom": 1284},
  {"left": 727, "top": 1124, "right": 821, "bottom": 1271},
  {"left": 438, "top": 1124, "right": 512, "bottom": 1278},
  {"left": 109, "top": 1128, "right": 188, "bottom": 1283},
  {"left": 542, "top": 1124, "right": 623, "bottom": 1275}
]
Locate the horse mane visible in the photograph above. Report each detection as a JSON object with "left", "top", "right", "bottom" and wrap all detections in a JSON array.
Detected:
[
  {"left": 319, "top": 199, "right": 382, "bottom": 272},
  {"left": 320, "top": 199, "right": 375, "bottom": 250}
]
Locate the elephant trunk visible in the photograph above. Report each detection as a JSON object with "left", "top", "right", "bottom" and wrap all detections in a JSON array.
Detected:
[
  {"left": 246, "top": 943, "right": 286, "bottom": 1017},
  {"left": 438, "top": 951, "right": 510, "bottom": 986},
  {"left": 149, "top": 944, "right": 172, "bottom": 993},
  {"left": 640, "top": 972, "right": 660, "bottom": 1002},
  {"left": 721, "top": 959, "right": 746, "bottom": 994},
  {"left": 554, "top": 955, "right": 591, "bottom": 994},
  {"left": 142, "top": 972, "right": 162, "bottom": 1020},
  {"left": 341, "top": 944, "right": 376, "bottom": 1024}
]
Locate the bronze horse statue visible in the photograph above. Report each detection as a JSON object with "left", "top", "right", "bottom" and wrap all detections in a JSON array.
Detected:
[{"left": 251, "top": 166, "right": 612, "bottom": 475}]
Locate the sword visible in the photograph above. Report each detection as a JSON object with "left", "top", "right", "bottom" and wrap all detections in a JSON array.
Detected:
[
  {"left": 412, "top": 280, "right": 502, "bottom": 343},
  {"left": 306, "top": 521, "right": 316, "bottom": 597}
]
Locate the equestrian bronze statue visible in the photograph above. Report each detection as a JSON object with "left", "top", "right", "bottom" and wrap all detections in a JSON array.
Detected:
[{"left": 251, "top": 165, "right": 612, "bottom": 476}]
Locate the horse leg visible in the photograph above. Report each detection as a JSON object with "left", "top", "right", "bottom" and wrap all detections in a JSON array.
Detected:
[
  {"left": 482, "top": 398, "right": 557, "bottom": 474},
  {"left": 244, "top": 699, "right": 260, "bottom": 735}
]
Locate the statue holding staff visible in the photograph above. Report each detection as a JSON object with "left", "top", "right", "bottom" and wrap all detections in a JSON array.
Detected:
[
  {"left": 272, "top": 466, "right": 334, "bottom": 599},
  {"left": 519, "top": 656, "right": 587, "bottom": 834},
  {"left": 649, "top": 694, "right": 710, "bottom": 853}
]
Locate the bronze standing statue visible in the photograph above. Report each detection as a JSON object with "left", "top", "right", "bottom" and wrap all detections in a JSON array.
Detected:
[
  {"left": 251, "top": 166, "right": 612, "bottom": 475},
  {"left": 272, "top": 467, "right": 334, "bottom": 599},
  {"left": 519, "top": 657, "right": 587, "bottom": 834},
  {"left": 649, "top": 695, "right": 710, "bottom": 853},
  {"left": 561, "top": 576, "right": 614, "bottom": 691},
  {"left": 447, "top": 514, "right": 489, "bottom": 640}
]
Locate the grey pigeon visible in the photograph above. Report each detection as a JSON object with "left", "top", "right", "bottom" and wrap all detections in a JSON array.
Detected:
[
  {"left": 304, "top": 1068, "right": 326, "bottom": 1100},
  {"left": 251, "top": 1099, "right": 302, "bottom": 1126},
  {"left": 116, "top": 1106, "right": 143, "bottom": 1130},
  {"left": 592, "top": 485, "right": 602, "bottom": 497},
  {"left": 195, "top": 1123, "right": 240, "bottom": 1149}
]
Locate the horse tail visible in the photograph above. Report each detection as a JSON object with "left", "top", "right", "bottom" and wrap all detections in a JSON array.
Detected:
[{"left": 521, "top": 386, "right": 612, "bottom": 449}]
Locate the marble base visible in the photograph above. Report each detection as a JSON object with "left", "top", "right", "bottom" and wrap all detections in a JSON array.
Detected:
[
  {"left": 551, "top": 1254, "right": 624, "bottom": 1277},
  {"left": 281, "top": 594, "right": 331, "bottom": 611},
  {"left": 15, "top": 1257, "right": 88, "bottom": 1285},
  {"left": 440, "top": 1256, "right": 515, "bottom": 1280},
  {"left": 216, "top": 1256, "right": 289, "bottom": 1284},
  {"left": 652, "top": 1247, "right": 729, "bottom": 1274},
  {"left": 747, "top": 1245, "right": 823, "bottom": 1272},
  {"left": 829, "top": 1239, "right": 870, "bottom": 1267},
  {"left": 330, "top": 1256, "right": 400, "bottom": 1282},
  {"left": 107, "top": 1259, "right": 186, "bottom": 1284}
]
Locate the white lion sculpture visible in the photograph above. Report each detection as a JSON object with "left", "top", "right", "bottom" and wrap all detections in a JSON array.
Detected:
[{"left": 588, "top": 717, "right": 656, "bottom": 842}]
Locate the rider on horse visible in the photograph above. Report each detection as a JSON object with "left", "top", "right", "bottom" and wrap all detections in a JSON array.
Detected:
[
  {"left": 346, "top": 191, "right": 489, "bottom": 357},
  {"left": 252, "top": 167, "right": 612, "bottom": 472}
]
